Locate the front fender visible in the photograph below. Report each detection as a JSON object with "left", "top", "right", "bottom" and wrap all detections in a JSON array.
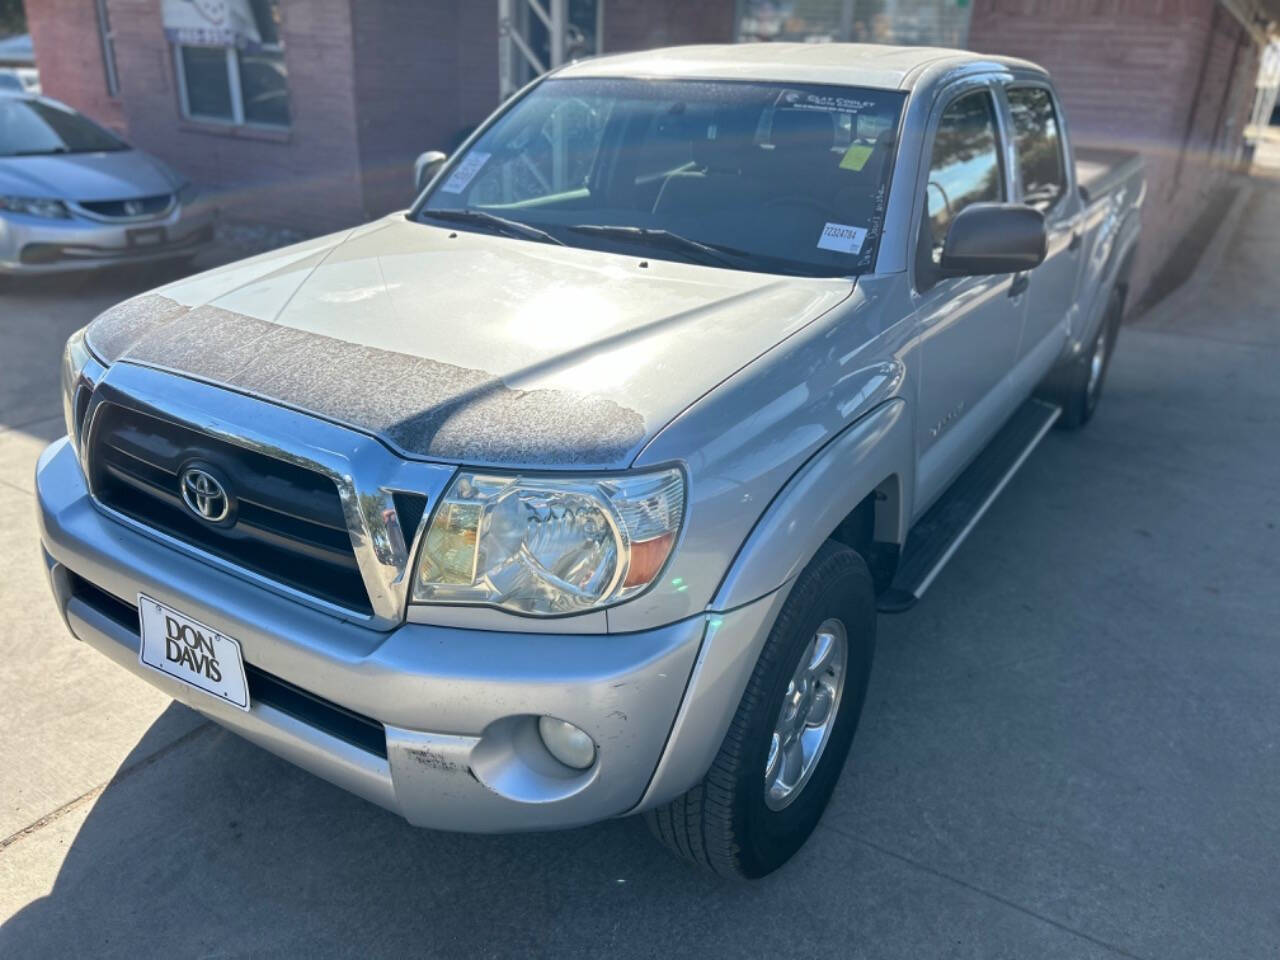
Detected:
[
  {"left": 634, "top": 398, "right": 913, "bottom": 809},
  {"left": 713, "top": 397, "right": 912, "bottom": 611}
]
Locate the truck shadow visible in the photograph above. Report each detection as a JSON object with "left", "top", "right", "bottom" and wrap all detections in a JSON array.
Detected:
[{"left": 0, "top": 699, "right": 859, "bottom": 957}]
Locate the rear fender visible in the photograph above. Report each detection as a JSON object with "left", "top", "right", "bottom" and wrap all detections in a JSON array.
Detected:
[{"left": 1073, "top": 201, "right": 1142, "bottom": 356}]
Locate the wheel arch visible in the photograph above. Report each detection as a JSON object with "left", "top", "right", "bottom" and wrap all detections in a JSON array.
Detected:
[
  {"left": 712, "top": 398, "right": 912, "bottom": 612},
  {"left": 1079, "top": 207, "right": 1142, "bottom": 351},
  {"left": 1112, "top": 232, "right": 1138, "bottom": 308}
]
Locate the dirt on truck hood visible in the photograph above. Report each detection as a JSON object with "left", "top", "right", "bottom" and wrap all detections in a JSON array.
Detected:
[{"left": 86, "top": 216, "right": 852, "bottom": 469}]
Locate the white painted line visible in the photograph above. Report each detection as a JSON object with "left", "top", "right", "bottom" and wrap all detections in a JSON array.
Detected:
[{"left": 913, "top": 401, "right": 1062, "bottom": 600}]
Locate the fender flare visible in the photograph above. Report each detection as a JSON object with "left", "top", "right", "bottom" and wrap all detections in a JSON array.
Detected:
[
  {"left": 1076, "top": 208, "right": 1141, "bottom": 354},
  {"left": 1110, "top": 218, "right": 1140, "bottom": 300},
  {"left": 635, "top": 398, "right": 913, "bottom": 810},
  {"left": 712, "top": 398, "right": 912, "bottom": 612}
]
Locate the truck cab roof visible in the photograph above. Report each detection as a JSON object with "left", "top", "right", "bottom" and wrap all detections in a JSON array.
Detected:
[{"left": 557, "top": 42, "right": 1046, "bottom": 91}]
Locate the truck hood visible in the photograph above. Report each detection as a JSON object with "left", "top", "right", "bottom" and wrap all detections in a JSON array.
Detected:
[{"left": 86, "top": 217, "right": 852, "bottom": 469}]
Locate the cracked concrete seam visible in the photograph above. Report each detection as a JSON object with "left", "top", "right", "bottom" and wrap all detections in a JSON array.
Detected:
[{"left": 0, "top": 722, "right": 213, "bottom": 853}]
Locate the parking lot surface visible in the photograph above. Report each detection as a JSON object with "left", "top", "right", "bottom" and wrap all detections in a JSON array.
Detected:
[{"left": 2, "top": 160, "right": 1279, "bottom": 958}]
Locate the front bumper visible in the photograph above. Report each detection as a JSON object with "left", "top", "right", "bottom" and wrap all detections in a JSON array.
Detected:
[
  {"left": 0, "top": 201, "right": 215, "bottom": 275},
  {"left": 36, "top": 436, "right": 729, "bottom": 832}
]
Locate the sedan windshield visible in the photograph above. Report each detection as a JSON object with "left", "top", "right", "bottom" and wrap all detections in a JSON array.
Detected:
[
  {"left": 0, "top": 98, "right": 129, "bottom": 157},
  {"left": 418, "top": 77, "right": 906, "bottom": 278}
]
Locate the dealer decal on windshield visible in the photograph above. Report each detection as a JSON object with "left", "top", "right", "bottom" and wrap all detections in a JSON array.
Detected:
[
  {"left": 440, "top": 151, "right": 491, "bottom": 194},
  {"left": 817, "top": 222, "right": 868, "bottom": 255}
]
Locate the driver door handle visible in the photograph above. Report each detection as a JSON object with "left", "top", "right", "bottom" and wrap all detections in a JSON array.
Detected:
[{"left": 1009, "top": 273, "right": 1030, "bottom": 298}]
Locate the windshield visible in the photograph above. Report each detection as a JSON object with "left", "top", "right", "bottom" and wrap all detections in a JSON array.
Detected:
[
  {"left": 418, "top": 77, "right": 905, "bottom": 278},
  {"left": 0, "top": 98, "right": 129, "bottom": 157}
]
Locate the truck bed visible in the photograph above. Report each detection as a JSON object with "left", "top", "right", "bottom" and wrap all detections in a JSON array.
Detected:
[{"left": 1075, "top": 146, "right": 1143, "bottom": 202}]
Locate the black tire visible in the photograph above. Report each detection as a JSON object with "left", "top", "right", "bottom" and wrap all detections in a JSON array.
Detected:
[
  {"left": 646, "top": 541, "right": 876, "bottom": 878},
  {"left": 1053, "top": 286, "right": 1124, "bottom": 429}
]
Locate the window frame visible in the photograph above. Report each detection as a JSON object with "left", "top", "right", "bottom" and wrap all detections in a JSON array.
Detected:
[
  {"left": 172, "top": 18, "right": 289, "bottom": 129},
  {"left": 95, "top": 0, "right": 120, "bottom": 98},
  {"left": 1004, "top": 82, "right": 1070, "bottom": 216},
  {"left": 910, "top": 80, "right": 1012, "bottom": 293}
]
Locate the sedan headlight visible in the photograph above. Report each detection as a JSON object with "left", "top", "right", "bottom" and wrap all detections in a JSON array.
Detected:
[
  {"left": 0, "top": 195, "right": 71, "bottom": 219},
  {"left": 177, "top": 181, "right": 199, "bottom": 206},
  {"left": 413, "top": 468, "right": 685, "bottom": 616}
]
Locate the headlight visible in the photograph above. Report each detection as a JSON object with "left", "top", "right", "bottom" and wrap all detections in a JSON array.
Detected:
[
  {"left": 177, "top": 181, "right": 199, "bottom": 205},
  {"left": 413, "top": 468, "right": 685, "bottom": 616},
  {"left": 61, "top": 327, "right": 94, "bottom": 445},
  {"left": 0, "top": 195, "right": 71, "bottom": 219}
]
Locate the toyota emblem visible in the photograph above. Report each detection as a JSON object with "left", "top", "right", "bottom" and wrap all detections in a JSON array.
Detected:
[{"left": 180, "top": 465, "right": 232, "bottom": 524}]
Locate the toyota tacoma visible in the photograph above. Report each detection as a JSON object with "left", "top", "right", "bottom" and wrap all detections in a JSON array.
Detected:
[{"left": 38, "top": 44, "right": 1143, "bottom": 878}]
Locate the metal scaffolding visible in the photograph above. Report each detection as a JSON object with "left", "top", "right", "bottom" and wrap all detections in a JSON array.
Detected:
[{"left": 497, "top": 0, "right": 603, "bottom": 100}]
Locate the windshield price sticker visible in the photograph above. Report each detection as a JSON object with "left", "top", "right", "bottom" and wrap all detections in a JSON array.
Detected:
[
  {"left": 817, "top": 222, "right": 867, "bottom": 255},
  {"left": 440, "top": 151, "right": 491, "bottom": 194}
]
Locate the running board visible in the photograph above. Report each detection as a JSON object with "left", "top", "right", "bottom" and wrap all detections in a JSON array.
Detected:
[{"left": 878, "top": 398, "right": 1061, "bottom": 613}]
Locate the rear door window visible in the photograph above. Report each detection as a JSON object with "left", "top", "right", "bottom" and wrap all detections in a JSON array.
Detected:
[{"left": 1007, "top": 87, "right": 1067, "bottom": 209}]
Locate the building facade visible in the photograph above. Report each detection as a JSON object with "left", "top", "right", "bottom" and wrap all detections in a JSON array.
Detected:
[
  {"left": 968, "top": 0, "right": 1265, "bottom": 304},
  {"left": 24, "top": 0, "right": 1274, "bottom": 304}
]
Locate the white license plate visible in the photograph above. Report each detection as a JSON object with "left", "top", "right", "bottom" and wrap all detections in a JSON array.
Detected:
[
  {"left": 138, "top": 595, "right": 250, "bottom": 711},
  {"left": 127, "top": 226, "right": 165, "bottom": 247}
]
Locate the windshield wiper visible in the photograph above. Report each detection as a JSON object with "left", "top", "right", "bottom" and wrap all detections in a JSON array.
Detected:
[
  {"left": 423, "top": 208, "right": 564, "bottom": 246},
  {"left": 565, "top": 224, "right": 749, "bottom": 268}
]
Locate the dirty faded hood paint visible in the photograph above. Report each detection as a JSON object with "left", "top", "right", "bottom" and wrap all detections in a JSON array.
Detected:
[{"left": 86, "top": 217, "right": 853, "bottom": 469}]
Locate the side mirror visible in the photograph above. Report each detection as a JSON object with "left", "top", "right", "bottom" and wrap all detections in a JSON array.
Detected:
[
  {"left": 413, "top": 151, "right": 448, "bottom": 194},
  {"left": 940, "top": 203, "right": 1046, "bottom": 275}
]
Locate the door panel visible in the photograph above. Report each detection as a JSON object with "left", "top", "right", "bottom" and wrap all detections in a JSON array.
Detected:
[
  {"left": 913, "top": 272, "right": 1027, "bottom": 512},
  {"left": 911, "top": 87, "right": 1026, "bottom": 514},
  {"left": 1006, "top": 85, "right": 1083, "bottom": 362}
]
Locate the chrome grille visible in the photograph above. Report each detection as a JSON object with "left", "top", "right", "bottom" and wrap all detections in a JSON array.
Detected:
[
  {"left": 80, "top": 365, "right": 454, "bottom": 628},
  {"left": 86, "top": 402, "right": 373, "bottom": 614}
]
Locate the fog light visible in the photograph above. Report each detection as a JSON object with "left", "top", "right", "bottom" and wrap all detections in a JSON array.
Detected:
[{"left": 537, "top": 716, "right": 596, "bottom": 770}]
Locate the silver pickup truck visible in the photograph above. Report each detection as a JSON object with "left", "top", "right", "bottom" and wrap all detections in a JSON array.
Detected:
[{"left": 39, "top": 44, "right": 1143, "bottom": 878}]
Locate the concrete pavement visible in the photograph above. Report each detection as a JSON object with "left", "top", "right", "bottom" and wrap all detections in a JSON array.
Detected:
[{"left": 2, "top": 169, "right": 1279, "bottom": 958}]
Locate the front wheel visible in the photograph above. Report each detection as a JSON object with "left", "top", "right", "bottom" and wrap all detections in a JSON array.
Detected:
[{"left": 646, "top": 541, "right": 876, "bottom": 878}]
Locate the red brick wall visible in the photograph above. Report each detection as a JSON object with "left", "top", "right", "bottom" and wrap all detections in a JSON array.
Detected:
[
  {"left": 351, "top": 0, "right": 500, "bottom": 219},
  {"left": 26, "top": 0, "right": 126, "bottom": 132},
  {"left": 26, "top": 0, "right": 738, "bottom": 231},
  {"left": 456, "top": 0, "right": 501, "bottom": 127},
  {"left": 136, "top": 0, "right": 363, "bottom": 232},
  {"left": 350, "top": 0, "right": 735, "bottom": 219},
  {"left": 967, "top": 0, "right": 1257, "bottom": 304},
  {"left": 35, "top": 0, "right": 366, "bottom": 234}
]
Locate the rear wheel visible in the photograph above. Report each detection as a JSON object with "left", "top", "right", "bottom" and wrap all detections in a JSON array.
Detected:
[
  {"left": 1055, "top": 286, "right": 1124, "bottom": 429},
  {"left": 645, "top": 541, "right": 876, "bottom": 878}
]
